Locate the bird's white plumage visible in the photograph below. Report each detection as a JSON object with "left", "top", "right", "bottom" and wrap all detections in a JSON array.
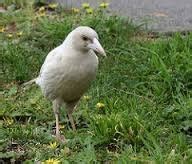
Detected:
[
  {"left": 36, "top": 26, "right": 99, "bottom": 102},
  {"left": 29, "top": 26, "right": 106, "bottom": 141}
]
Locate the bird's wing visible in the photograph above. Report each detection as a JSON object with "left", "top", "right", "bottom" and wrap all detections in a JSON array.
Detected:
[
  {"left": 36, "top": 45, "right": 66, "bottom": 99},
  {"left": 22, "top": 45, "right": 64, "bottom": 90},
  {"left": 39, "top": 45, "right": 64, "bottom": 76}
]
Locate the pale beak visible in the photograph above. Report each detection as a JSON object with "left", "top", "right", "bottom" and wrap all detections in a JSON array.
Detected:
[{"left": 88, "top": 38, "right": 106, "bottom": 57}]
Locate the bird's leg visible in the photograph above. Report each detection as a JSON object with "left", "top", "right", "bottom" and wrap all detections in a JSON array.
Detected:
[
  {"left": 66, "top": 101, "right": 78, "bottom": 131},
  {"left": 53, "top": 100, "right": 66, "bottom": 142},
  {"left": 68, "top": 113, "right": 76, "bottom": 131}
]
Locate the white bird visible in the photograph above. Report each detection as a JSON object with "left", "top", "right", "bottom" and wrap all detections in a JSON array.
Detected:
[{"left": 25, "top": 26, "right": 106, "bottom": 142}]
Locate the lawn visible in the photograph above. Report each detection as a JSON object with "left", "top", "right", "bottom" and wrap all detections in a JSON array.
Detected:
[{"left": 1, "top": 1, "right": 192, "bottom": 163}]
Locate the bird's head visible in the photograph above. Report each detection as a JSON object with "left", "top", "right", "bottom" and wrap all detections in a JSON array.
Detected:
[{"left": 70, "top": 26, "right": 106, "bottom": 57}]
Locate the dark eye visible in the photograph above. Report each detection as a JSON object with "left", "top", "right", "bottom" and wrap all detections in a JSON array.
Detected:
[{"left": 82, "top": 36, "right": 88, "bottom": 41}]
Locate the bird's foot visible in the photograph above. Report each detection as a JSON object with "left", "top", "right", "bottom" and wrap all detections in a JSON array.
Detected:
[{"left": 55, "top": 134, "right": 67, "bottom": 143}]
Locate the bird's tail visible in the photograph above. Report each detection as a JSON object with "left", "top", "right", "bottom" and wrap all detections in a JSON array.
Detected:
[{"left": 23, "top": 78, "right": 37, "bottom": 87}]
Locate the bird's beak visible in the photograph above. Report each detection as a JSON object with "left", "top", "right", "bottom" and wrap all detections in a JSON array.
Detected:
[{"left": 88, "top": 38, "right": 106, "bottom": 57}]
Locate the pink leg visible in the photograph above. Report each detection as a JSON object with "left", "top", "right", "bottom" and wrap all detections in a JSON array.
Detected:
[
  {"left": 68, "top": 113, "right": 76, "bottom": 131},
  {"left": 66, "top": 101, "right": 78, "bottom": 131},
  {"left": 53, "top": 100, "right": 66, "bottom": 142}
]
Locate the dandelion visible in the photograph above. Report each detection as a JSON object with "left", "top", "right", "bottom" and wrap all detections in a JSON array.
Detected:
[
  {"left": 7, "top": 34, "right": 13, "bottom": 38},
  {"left": 39, "top": 12, "right": 46, "bottom": 17},
  {"left": 17, "top": 31, "right": 23, "bottom": 37},
  {"left": 48, "top": 141, "right": 58, "bottom": 149},
  {"left": 82, "top": 3, "right": 90, "bottom": 9},
  {"left": 72, "top": 8, "right": 80, "bottom": 13},
  {"left": 99, "top": 2, "right": 109, "bottom": 9},
  {"left": 3, "top": 117, "right": 14, "bottom": 125},
  {"left": 96, "top": 102, "right": 105, "bottom": 109},
  {"left": 39, "top": 6, "right": 45, "bottom": 12},
  {"left": 0, "top": 27, "right": 5, "bottom": 33},
  {"left": 83, "top": 95, "right": 91, "bottom": 101},
  {"left": 86, "top": 8, "right": 93, "bottom": 14},
  {"left": 48, "top": 3, "right": 58, "bottom": 9},
  {"left": 37, "top": 6, "right": 46, "bottom": 17},
  {"left": 42, "top": 158, "right": 60, "bottom": 164},
  {"left": 59, "top": 124, "right": 65, "bottom": 129}
]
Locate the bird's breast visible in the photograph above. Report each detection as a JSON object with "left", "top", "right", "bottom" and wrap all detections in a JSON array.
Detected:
[{"left": 56, "top": 53, "right": 98, "bottom": 101}]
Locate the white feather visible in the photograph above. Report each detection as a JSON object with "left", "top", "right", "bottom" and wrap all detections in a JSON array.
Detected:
[{"left": 36, "top": 27, "right": 99, "bottom": 102}]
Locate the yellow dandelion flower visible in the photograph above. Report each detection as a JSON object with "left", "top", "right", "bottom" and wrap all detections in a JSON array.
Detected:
[
  {"left": 7, "top": 34, "right": 13, "bottom": 38},
  {"left": 72, "top": 8, "right": 80, "bottom": 13},
  {"left": 0, "top": 27, "right": 5, "bottom": 33},
  {"left": 39, "top": 12, "right": 46, "bottom": 17},
  {"left": 100, "top": 2, "right": 109, "bottom": 8},
  {"left": 17, "top": 31, "right": 23, "bottom": 37},
  {"left": 48, "top": 141, "right": 58, "bottom": 149},
  {"left": 48, "top": 3, "right": 58, "bottom": 9},
  {"left": 86, "top": 8, "right": 93, "bottom": 14},
  {"left": 3, "top": 117, "right": 14, "bottom": 125},
  {"left": 59, "top": 124, "right": 65, "bottom": 129},
  {"left": 82, "top": 3, "right": 90, "bottom": 9},
  {"left": 96, "top": 102, "right": 105, "bottom": 109},
  {"left": 83, "top": 95, "right": 91, "bottom": 101},
  {"left": 43, "top": 158, "right": 60, "bottom": 164},
  {"left": 39, "top": 6, "right": 45, "bottom": 12}
]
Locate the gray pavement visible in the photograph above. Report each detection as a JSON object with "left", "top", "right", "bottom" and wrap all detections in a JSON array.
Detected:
[{"left": 55, "top": 0, "right": 192, "bottom": 32}]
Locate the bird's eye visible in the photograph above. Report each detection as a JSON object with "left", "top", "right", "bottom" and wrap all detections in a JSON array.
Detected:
[{"left": 82, "top": 36, "right": 88, "bottom": 41}]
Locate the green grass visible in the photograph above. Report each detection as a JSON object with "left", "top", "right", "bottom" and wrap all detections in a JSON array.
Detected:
[{"left": 1, "top": 2, "right": 192, "bottom": 163}]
